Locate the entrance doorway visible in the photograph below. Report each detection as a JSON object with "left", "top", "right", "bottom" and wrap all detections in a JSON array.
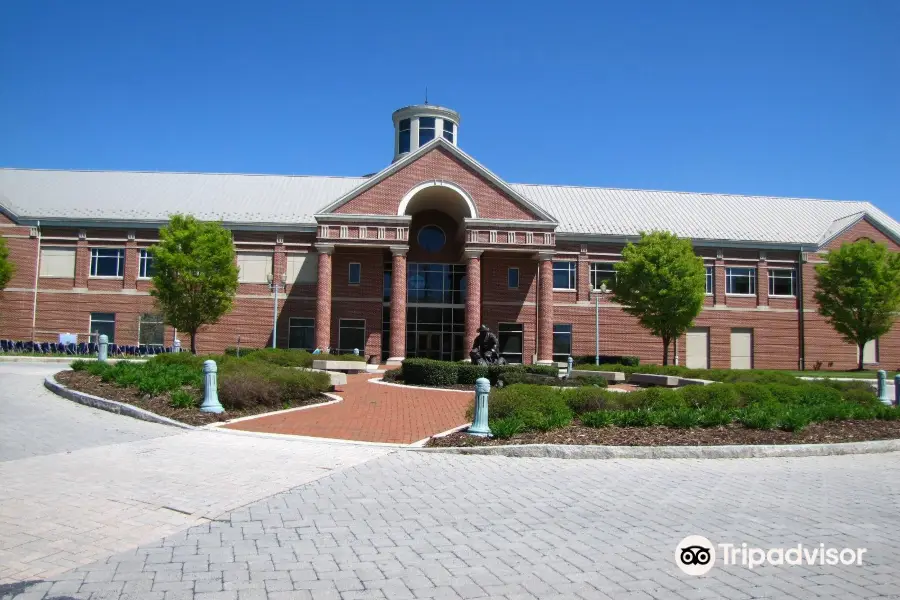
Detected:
[{"left": 416, "top": 331, "right": 443, "bottom": 359}]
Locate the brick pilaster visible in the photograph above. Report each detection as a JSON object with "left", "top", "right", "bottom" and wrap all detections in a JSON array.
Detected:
[
  {"left": 757, "top": 253, "right": 768, "bottom": 307},
  {"left": 315, "top": 244, "right": 334, "bottom": 351},
  {"left": 123, "top": 232, "right": 137, "bottom": 290},
  {"left": 464, "top": 249, "right": 482, "bottom": 355},
  {"left": 537, "top": 252, "right": 554, "bottom": 363},
  {"left": 389, "top": 246, "right": 408, "bottom": 360},
  {"left": 75, "top": 231, "right": 89, "bottom": 289},
  {"left": 577, "top": 251, "right": 590, "bottom": 302},
  {"left": 714, "top": 252, "right": 725, "bottom": 306}
]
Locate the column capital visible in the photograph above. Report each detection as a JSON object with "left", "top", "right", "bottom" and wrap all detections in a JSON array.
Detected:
[
  {"left": 390, "top": 245, "right": 409, "bottom": 256},
  {"left": 315, "top": 243, "right": 335, "bottom": 255},
  {"left": 535, "top": 250, "right": 555, "bottom": 261},
  {"left": 463, "top": 248, "right": 483, "bottom": 259}
]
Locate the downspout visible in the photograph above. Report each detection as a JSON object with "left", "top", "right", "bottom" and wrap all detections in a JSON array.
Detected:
[
  {"left": 798, "top": 248, "right": 805, "bottom": 371},
  {"left": 31, "top": 220, "right": 41, "bottom": 343}
]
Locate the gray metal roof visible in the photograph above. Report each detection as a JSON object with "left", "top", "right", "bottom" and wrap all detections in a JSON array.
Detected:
[
  {"left": 509, "top": 183, "right": 900, "bottom": 246},
  {"left": 0, "top": 169, "right": 365, "bottom": 225},
  {"left": 0, "top": 167, "right": 896, "bottom": 247}
]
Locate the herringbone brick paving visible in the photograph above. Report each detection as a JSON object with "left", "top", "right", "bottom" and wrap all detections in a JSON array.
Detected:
[
  {"left": 223, "top": 375, "right": 472, "bottom": 444},
  {"left": 8, "top": 451, "right": 900, "bottom": 600}
]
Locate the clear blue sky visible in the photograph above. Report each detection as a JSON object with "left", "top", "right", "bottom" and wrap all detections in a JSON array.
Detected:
[{"left": 1, "top": 1, "right": 897, "bottom": 214}]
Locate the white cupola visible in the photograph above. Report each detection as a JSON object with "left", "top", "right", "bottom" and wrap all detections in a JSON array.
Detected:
[{"left": 392, "top": 104, "right": 460, "bottom": 162}]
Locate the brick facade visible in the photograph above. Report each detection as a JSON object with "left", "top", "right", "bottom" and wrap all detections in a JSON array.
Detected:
[{"left": 2, "top": 155, "right": 898, "bottom": 369}]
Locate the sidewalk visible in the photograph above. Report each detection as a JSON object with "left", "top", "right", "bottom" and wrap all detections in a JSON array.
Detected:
[{"left": 223, "top": 374, "right": 472, "bottom": 444}]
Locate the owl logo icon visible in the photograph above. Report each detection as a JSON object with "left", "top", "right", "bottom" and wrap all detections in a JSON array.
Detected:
[{"left": 675, "top": 536, "right": 716, "bottom": 575}]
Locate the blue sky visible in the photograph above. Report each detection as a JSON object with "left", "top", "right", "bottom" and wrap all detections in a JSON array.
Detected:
[{"left": 0, "top": 1, "right": 897, "bottom": 214}]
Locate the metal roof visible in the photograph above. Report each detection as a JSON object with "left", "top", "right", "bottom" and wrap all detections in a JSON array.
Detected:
[
  {"left": 1, "top": 167, "right": 896, "bottom": 247},
  {"left": 0, "top": 169, "right": 365, "bottom": 225},
  {"left": 509, "top": 183, "right": 900, "bottom": 246}
]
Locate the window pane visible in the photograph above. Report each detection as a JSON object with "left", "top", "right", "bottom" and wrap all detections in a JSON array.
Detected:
[
  {"left": 769, "top": 269, "right": 795, "bottom": 296},
  {"left": 553, "top": 261, "right": 575, "bottom": 289},
  {"left": 40, "top": 247, "right": 76, "bottom": 277},
  {"left": 339, "top": 321, "right": 365, "bottom": 353},
  {"left": 140, "top": 250, "right": 156, "bottom": 278},
  {"left": 590, "top": 262, "right": 616, "bottom": 291},
  {"left": 399, "top": 118, "right": 410, "bottom": 131},
  {"left": 705, "top": 266, "right": 713, "bottom": 294},
  {"left": 139, "top": 314, "right": 164, "bottom": 345},
  {"left": 90, "top": 312, "right": 116, "bottom": 344},
  {"left": 417, "top": 226, "right": 445, "bottom": 252},
  {"left": 91, "top": 249, "right": 124, "bottom": 277},
  {"left": 289, "top": 318, "right": 315, "bottom": 350},
  {"left": 726, "top": 267, "right": 756, "bottom": 295},
  {"left": 349, "top": 263, "right": 361, "bottom": 284},
  {"left": 419, "top": 117, "right": 435, "bottom": 127},
  {"left": 399, "top": 130, "right": 410, "bottom": 153},
  {"left": 419, "top": 128, "right": 435, "bottom": 145},
  {"left": 508, "top": 267, "right": 519, "bottom": 288},
  {"left": 552, "top": 324, "right": 572, "bottom": 361}
]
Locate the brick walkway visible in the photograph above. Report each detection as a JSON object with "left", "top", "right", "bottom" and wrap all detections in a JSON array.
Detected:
[{"left": 223, "top": 374, "right": 472, "bottom": 444}]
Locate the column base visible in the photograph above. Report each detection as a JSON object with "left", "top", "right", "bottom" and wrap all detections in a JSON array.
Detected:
[{"left": 386, "top": 357, "right": 405, "bottom": 366}]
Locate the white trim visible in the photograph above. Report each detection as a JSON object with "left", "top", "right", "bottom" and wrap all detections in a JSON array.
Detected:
[{"left": 397, "top": 180, "right": 478, "bottom": 218}]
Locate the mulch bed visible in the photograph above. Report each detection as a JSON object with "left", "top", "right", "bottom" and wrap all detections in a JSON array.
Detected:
[
  {"left": 427, "top": 420, "right": 900, "bottom": 447},
  {"left": 55, "top": 370, "right": 329, "bottom": 427}
]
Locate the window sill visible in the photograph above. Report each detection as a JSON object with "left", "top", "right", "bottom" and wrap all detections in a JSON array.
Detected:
[
  {"left": 768, "top": 294, "right": 796, "bottom": 298},
  {"left": 239, "top": 281, "right": 270, "bottom": 285},
  {"left": 553, "top": 288, "right": 577, "bottom": 292},
  {"left": 40, "top": 275, "right": 75, "bottom": 279},
  {"left": 725, "top": 293, "right": 756, "bottom": 297},
  {"left": 89, "top": 276, "right": 124, "bottom": 280}
]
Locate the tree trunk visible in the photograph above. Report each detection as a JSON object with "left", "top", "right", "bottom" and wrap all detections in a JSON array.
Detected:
[
  {"left": 190, "top": 329, "right": 198, "bottom": 354},
  {"left": 858, "top": 342, "right": 865, "bottom": 372},
  {"left": 662, "top": 336, "right": 670, "bottom": 366}
]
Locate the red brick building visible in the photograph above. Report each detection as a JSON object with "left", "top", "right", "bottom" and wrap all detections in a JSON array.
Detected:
[{"left": 2, "top": 103, "right": 899, "bottom": 369}]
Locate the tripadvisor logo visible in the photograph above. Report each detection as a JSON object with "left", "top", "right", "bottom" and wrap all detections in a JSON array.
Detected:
[{"left": 675, "top": 536, "right": 867, "bottom": 575}]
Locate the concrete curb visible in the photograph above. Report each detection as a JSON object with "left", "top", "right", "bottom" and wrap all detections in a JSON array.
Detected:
[
  {"left": 412, "top": 439, "right": 900, "bottom": 459},
  {"left": 44, "top": 374, "right": 197, "bottom": 430},
  {"left": 2, "top": 356, "right": 146, "bottom": 364}
]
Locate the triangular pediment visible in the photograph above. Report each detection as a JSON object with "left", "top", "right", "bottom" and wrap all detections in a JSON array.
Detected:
[{"left": 315, "top": 137, "right": 556, "bottom": 223}]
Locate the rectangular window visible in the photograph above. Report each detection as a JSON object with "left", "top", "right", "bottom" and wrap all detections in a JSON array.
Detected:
[
  {"left": 705, "top": 266, "right": 714, "bottom": 295},
  {"left": 139, "top": 249, "right": 155, "bottom": 278},
  {"left": 383, "top": 262, "right": 392, "bottom": 301},
  {"left": 768, "top": 268, "right": 796, "bottom": 297},
  {"left": 90, "top": 248, "right": 125, "bottom": 277},
  {"left": 442, "top": 120, "right": 454, "bottom": 143},
  {"left": 418, "top": 116, "right": 435, "bottom": 145},
  {"left": 398, "top": 118, "right": 411, "bottom": 153},
  {"left": 590, "top": 262, "right": 616, "bottom": 291},
  {"left": 349, "top": 262, "right": 361, "bottom": 285},
  {"left": 508, "top": 267, "right": 519, "bottom": 289},
  {"left": 90, "top": 312, "right": 116, "bottom": 344},
  {"left": 552, "top": 261, "right": 576, "bottom": 290},
  {"left": 138, "top": 313, "right": 164, "bottom": 346},
  {"left": 286, "top": 253, "right": 317, "bottom": 284},
  {"left": 338, "top": 319, "right": 366, "bottom": 354},
  {"left": 552, "top": 324, "right": 572, "bottom": 363},
  {"left": 498, "top": 323, "right": 524, "bottom": 364},
  {"left": 236, "top": 252, "right": 272, "bottom": 283},
  {"left": 289, "top": 317, "right": 315, "bottom": 350},
  {"left": 725, "top": 267, "right": 756, "bottom": 295},
  {"left": 39, "top": 247, "right": 76, "bottom": 277}
]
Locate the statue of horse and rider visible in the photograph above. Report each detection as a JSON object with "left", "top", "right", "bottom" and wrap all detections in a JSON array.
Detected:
[{"left": 469, "top": 325, "right": 507, "bottom": 366}]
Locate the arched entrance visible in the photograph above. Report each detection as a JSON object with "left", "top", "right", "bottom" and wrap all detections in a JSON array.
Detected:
[{"left": 386, "top": 181, "right": 478, "bottom": 362}]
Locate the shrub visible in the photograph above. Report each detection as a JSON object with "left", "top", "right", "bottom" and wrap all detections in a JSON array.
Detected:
[
  {"left": 169, "top": 389, "right": 196, "bottom": 409},
  {"left": 739, "top": 408, "right": 777, "bottom": 430},
  {"left": 245, "top": 348, "right": 313, "bottom": 368},
  {"left": 489, "top": 384, "right": 573, "bottom": 431},
  {"left": 777, "top": 408, "right": 812, "bottom": 432},
  {"left": 580, "top": 410, "right": 614, "bottom": 428},
  {"left": 218, "top": 360, "right": 330, "bottom": 410},
  {"left": 224, "top": 347, "right": 262, "bottom": 358},
  {"left": 679, "top": 384, "right": 742, "bottom": 410},
  {"left": 658, "top": 408, "right": 700, "bottom": 428},
  {"left": 382, "top": 368, "right": 402, "bottom": 383},
  {"left": 151, "top": 352, "right": 206, "bottom": 369},
  {"left": 573, "top": 355, "right": 640, "bottom": 367},
  {"left": 696, "top": 408, "right": 733, "bottom": 428},
  {"left": 401, "top": 358, "right": 458, "bottom": 386},
  {"left": 498, "top": 372, "right": 559, "bottom": 387},
  {"left": 219, "top": 374, "right": 281, "bottom": 411},
  {"left": 456, "top": 363, "right": 489, "bottom": 385},
  {"left": 610, "top": 409, "right": 654, "bottom": 427},
  {"left": 490, "top": 417, "right": 525, "bottom": 439},
  {"left": 568, "top": 374, "right": 609, "bottom": 388},
  {"left": 564, "top": 388, "right": 620, "bottom": 414}
]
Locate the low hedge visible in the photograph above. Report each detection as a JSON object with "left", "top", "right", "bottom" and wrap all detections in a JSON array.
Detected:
[
  {"left": 400, "top": 358, "right": 560, "bottom": 387},
  {"left": 498, "top": 370, "right": 608, "bottom": 388},
  {"left": 576, "top": 363, "right": 840, "bottom": 386},
  {"left": 572, "top": 355, "right": 640, "bottom": 367},
  {"left": 481, "top": 379, "right": 894, "bottom": 438},
  {"left": 222, "top": 348, "right": 367, "bottom": 366}
]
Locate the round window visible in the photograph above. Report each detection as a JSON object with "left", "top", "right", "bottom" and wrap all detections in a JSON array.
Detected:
[{"left": 417, "top": 225, "right": 446, "bottom": 253}]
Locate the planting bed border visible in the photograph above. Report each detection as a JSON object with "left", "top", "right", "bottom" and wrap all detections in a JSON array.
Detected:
[{"left": 414, "top": 439, "right": 900, "bottom": 459}]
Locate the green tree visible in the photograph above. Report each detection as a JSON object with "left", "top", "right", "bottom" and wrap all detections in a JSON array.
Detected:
[
  {"left": 150, "top": 215, "right": 239, "bottom": 354},
  {"left": 0, "top": 236, "right": 14, "bottom": 291},
  {"left": 814, "top": 239, "right": 900, "bottom": 371},
  {"left": 613, "top": 231, "right": 706, "bottom": 365}
]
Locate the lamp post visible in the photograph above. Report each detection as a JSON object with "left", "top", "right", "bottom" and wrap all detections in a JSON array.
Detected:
[
  {"left": 267, "top": 272, "right": 286, "bottom": 349},
  {"left": 591, "top": 282, "right": 610, "bottom": 366}
]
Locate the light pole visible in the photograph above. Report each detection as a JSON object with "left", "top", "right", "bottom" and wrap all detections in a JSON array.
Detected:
[
  {"left": 592, "top": 282, "right": 609, "bottom": 366},
  {"left": 267, "top": 272, "right": 286, "bottom": 349}
]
